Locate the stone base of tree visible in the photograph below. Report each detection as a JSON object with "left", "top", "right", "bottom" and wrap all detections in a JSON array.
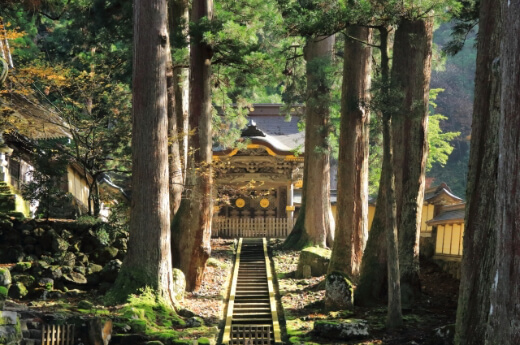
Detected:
[
  {"left": 325, "top": 272, "right": 353, "bottom": 310},
  {"left": 313, "top": 319, "right": 369, "bottom": 340},
  {"left": 296, "top": 247, "right": 331, "bottom": 278},
  {"left": 172, "top": 269, "right": 186, "bottom": 302}
]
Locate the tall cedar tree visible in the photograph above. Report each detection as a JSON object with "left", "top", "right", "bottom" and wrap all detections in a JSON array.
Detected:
[
  {"left": 284, "top": 35, "right": 335, "bottom": 249},
  {"left": 454, "top": 0, "right": 500, "bottom": 342},
  {"left": 328, "top": 26, "right": 371, "bottom": 279},
  {"left": 379, "top": 26, "right": 403, "bottom": 328},
  {"left": 488, "top": 0, "right": 520, "bottom": 341},
  {"left": 166, "top": 13, "right": 184, "bottom": 218},
  {"left": 391, "top": 17, "right": 433, "bottom": 307},
  {"left": 107, "top": 0, "right": 175, "bottom": 305},
  {"left": 171, "top": 0, "right": 213, "bottom": 291}
]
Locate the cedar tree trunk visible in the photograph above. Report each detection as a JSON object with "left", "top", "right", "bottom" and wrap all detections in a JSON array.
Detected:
[
  {"left": 328, "top": 26, "right": 371, "bottom": 279},
  {"left": 284, "top": 35, "right": 335, "bottom": 249},
  {"left": 391, "top": 17, "right": 433, "bottom": 307},
  {"left": 485, "top": 1, "right": 520, "bottom": 343},
  {"left": 108, "top": 0, "right": 175, "bottom": 305},
  {"left": 171, "top": 0, "right": 213, "bottom": 292},
  {"left": 381, "top": 27, "right": 403, "bottom": 328},
  {"left": 169, "top": 0, "right": 190, "bottom": 180},
  {"left": 166, "top": 37, "right": 183, "bottom": 217},
  {"left": 454, "top": 0, "right": 501, "bottom": 343}
]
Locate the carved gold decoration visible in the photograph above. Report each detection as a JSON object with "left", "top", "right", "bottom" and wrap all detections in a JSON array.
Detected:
[
  {"left": 260, "top": 198, "right": 270, "bottom": 208},
  {"left": 235, "top": 198, "right": 246, "bottom": 208}
]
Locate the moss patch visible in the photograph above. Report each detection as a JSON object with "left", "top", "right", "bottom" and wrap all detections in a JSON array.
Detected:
[{"left": 301, "top": 246, "right": 331, "bottom": 259}]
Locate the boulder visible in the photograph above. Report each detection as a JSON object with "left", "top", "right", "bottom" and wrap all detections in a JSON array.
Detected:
[
  {"left": 172, "top": 269, "right": 186, "bottom": 302},
  {"left": 63, "top": 272, "right": 88, "bottom": 285},
  {"left": 0, "top": 268, "right": 11, "bottom": 287},
  {"left": 313, "top": 319, "right": 369, "bottom": 340},
  {"left": 99, "top": 260, "right": 122, "bottom": 283},
  {"left": 12, "top": 275, "right": 35, "bottom": 289},
  {"left": 296, "top": 247, "right": 331, "bottom": 278},
  {"left": 8, "top": 282, "right": 28, "bottom": 299},
  {"left": 0, "top": 311, "right": 22, "bottom": 345},
  {"left": 325, "top": 272, "right": 354, "bottom": 310},
  {"left": 61, "top": 252, "right": 76, "bottom": 267}
]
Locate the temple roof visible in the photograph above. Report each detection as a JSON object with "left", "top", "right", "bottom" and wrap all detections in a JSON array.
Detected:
[
  {"left": 213, "top": 104, "right": 304, "bottom": 156},
  {"left": 427, "top": 203, "right": 466, "bottom": 225},
  {"left": 424, "top": 182, "right": 463, "bottom": 205},
  {"left": 1, "top": 93, "right": 70, "bottom": 140}
]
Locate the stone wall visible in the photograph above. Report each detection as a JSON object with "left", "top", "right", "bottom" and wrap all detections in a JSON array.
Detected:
[{"left": 0, "top": 215, "right": 127, "bottom": 299}]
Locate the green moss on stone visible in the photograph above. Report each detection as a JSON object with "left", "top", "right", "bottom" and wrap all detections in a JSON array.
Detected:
[
  {"left": 197, "top": 337, "right": 211, "bottom": 345},
  {"left": 302, "top": 246, "right": 331, "bottom": 259}
]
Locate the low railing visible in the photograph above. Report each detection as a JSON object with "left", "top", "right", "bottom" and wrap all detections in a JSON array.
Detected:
[{"left": 212, "top": 217, "right": 292, "bottom": 238}]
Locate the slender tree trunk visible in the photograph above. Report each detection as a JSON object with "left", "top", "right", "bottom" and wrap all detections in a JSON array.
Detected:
[
  {"left": 166, "top": 42, "right": 183, "bottom": 217},
  {"left": 454, "top": 0, "right": 501, "bottom": 343},
  {"left": 380, "top": 27, "right": 403, "bottom": 328},
  {"left": 108, "top": 0, "right": 175, "bottom": 305},
  {"left": 169, "top": 0, "right": 190, "bottom": 180},
  {"left": 391, "top": 17, "right": 433, "bottom": 307},
  {"left": 328, "top": 26, "right": 371, "bottom": 279},
  {"left": 485, "top": 1, "right": 519, "bottom": 343},
  {"left": 171, "top": 0, "right": 213, "bottom": 292},
  {"left": 284, "top": 35, "right": 335, "bottom": 249}
]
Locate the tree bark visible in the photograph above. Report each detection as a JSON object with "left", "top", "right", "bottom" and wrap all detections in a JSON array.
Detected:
[
  {"left": 166, "top": 38, "right": 183, "bottom": 218},
  {"left": 171, "top": 0, "right": 213, "bottom": 292},
  {"left": 391, "top": 17, "right": 433, "bottom": 307},
  {"left": 328, "top": 26, "right": 371, "bottom": 279},
  {"left": 108, "top": 0, "right": 175, "bottom": 305},
  {"left": 381, "top": 27, "right": 403, "bottom": 328},
  {"left": 485, "top": 1, "right": 520, "bottom": 343},
  {"left": 454, "top": 0, "right": 501, "bottom": 343},
  {"left": 284, "top": 35, "right": 335, "bottom": 249},
  {"left": 169, "top": 0, "right": 190, "bottom": 180}
]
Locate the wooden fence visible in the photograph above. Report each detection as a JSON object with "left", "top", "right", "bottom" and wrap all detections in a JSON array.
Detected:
[
  {"left": 212, "top": 217, "right": 292, "bottom": 238},
  {"left": 42, "top": 324, "right": 75, "bottom": 345}
]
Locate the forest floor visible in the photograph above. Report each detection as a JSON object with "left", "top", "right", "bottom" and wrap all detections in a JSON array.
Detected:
[
  {"left": 4, "top": 238, "right": 459, "bottom": 344},
  {"left": 179, "top": 238, "right": 460, "bottom": 344}
]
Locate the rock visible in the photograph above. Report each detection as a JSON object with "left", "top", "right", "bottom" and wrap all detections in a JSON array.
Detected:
[
  {"left": 0, "top": 311, "right": 22, "bottom": 345},
  {"left": 38, "top": 278, "right": 54, "bottom": 291},
  {"left": 52, "top": 236, "right": 69, "bottom": 252},
  {"left": 50, "top": 266, "right": 63, "bottom": 280},
  {"left": 61, "top": 252, "right": 76, "bottom": 267},
  {"left": 185, "top": 316, "right": 204, "bottom": 328},
  {"left": 63, "top": 272, "right": 88, "bottom": 285},
  {"left": 296, "top": 247, "right": 331, "bottom": 278},
  {"left": 99, "top": 260, "right": 122, "bottom": 283},
  {"left": 77, "top": 253, "right": 89, "bottom": 265},
  {"left": 428, "top": 324, "right": 455, "bottom": 345},
  {"left": 12, "top": 274, "right": 35, "bottom": 288},
  {"left": 313, "top": 319, "right": 369, "bottom": 340},
  {"left": 97, "top": 247, "right": 119, "bottom": 264},
  {"left": 325, "top": 272, "right": 354, "bottom": 310},
  {"left": 177, "top": 309, "right": 196, "bottom": 318},
  {"left": 74, "top": 266, "right": 87, "bottom": 275},
  {"left": 78, "top": 300, "right": 94, "bottom": 309},
  {"left": 87, "top": 264, "right": 103, "bottom": 275},
  {"left": 172, "top": 269, "right": 186, "bottom": 302},
  {"left": 13, "top": 262, "right": 31, "bottom": 273},
  {"left": 8, "top": 282, "right": 28, "bottom": 299},
  {"left": 0, "top": 268, "right": 11, "bottom": 286}
]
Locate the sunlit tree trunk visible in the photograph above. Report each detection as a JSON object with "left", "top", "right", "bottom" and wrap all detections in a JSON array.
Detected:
[
  {"left": 171, "top": 0, "right": 213, "bottom": 292},
  {"left": 454, "top": 0, "right": 501, "bottom": 343},
  {"left": 284, "top": 35, "right": 335, "bottom": 249},
  {"left": 391, "top": 17, "right": 433, "bottom": 307},
  {"left": 109, "top": 0, "right": 175, "bottom": 305},
  {"left": 169, "top": 0, "right": 190, "bottom": 180},
  {"left": 328, "top": 26, "right": 371, "bottom": 279},
  {"left": 166, "top": 37, "right": 183, "bottom": 217}
]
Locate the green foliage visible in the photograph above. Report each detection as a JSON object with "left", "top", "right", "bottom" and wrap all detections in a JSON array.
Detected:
[{"left": 21, "top": 142, "right": 71, "bottom": 219}]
